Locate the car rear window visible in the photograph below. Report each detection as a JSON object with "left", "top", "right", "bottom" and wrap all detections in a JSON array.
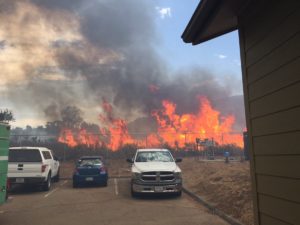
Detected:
[
  {"left": 79, "top": 158, "right": 102, "bottom": 166},
  {"left": 9, "top": 149, "right": 42, "bottom": 162}
]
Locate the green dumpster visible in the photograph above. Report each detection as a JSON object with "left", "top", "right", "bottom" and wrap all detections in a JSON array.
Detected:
[{"left": 0, "top": 122, "right": 10, "bottom": 205}]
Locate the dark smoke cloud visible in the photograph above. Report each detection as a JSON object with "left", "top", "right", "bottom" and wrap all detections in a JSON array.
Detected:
[
  {"left": 30, "top": 0, "right": 82, "bottom": 11},
  {"left": 0, "top": 0, "right": 16, "bottom": 14},
  {"left": 1, "top": 0, "right": 245, "bottom": 131}
]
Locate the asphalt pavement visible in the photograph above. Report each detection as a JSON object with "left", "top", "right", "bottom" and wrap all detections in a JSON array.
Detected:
[{"left": 0, "top": 178, "right": 229, "bottom": 225}]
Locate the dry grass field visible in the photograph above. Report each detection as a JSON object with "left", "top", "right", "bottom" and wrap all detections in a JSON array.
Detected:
[{"left": 180, "top": 158, "right": 253, "bottom": 225}]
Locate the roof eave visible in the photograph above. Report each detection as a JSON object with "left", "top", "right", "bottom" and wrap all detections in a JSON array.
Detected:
[
  {"left": 182, "top": 0, "right": 221, "bottom": 44},
  {"left": 182, "top": 0, "right": 244, "bottom": 45}
]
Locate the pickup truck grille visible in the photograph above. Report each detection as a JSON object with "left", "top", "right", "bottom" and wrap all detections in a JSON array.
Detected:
[{"left": 141, "top": 171, "right": 174, "bottom": 182}]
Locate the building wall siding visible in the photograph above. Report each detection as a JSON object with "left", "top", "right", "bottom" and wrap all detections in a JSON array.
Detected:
[{"left": 239, "top": 1, "right": 300, "bottom": 224}]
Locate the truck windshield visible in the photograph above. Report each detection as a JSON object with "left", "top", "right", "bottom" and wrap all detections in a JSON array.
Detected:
[
  {"left": 135, "top": 151, "right": 174, "bottom": 162},
  {"left": 9, "top": 149, "right": 42, "bottom": 162}
]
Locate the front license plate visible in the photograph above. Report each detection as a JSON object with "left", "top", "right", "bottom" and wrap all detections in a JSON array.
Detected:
[
  {"left": 16, "top": 178, "right": 24, "bottom": 183},
  {"left": 86, "top": 177, "right": 94, "bottom": 181},
  {"left": 154, "top": 186, "right": 164, "bottom": 192}
]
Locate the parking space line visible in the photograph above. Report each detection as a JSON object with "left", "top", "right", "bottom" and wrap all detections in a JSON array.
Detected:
[
  {"left": 44, "top": 188, "right": 59, "bottom": 198},
  {"left": 114, "top": 178, "right": 119, "bottom": 196},
  {"left": 0, "top": 210, "right": 4, "bottom": 214}
]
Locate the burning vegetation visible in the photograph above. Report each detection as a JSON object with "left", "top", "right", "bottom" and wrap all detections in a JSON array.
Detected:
[{"left": 57, "top": 96, "right": 243, "bottom": 151}]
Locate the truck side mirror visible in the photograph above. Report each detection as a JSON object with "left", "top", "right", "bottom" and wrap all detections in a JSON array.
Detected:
[
  {"left": 76, "top": 159, "right": 82, "bottom": 166},
  {"left": 126, "top": 158, "right": 133, "bottom": 163},
  {"left": 175, "top": 158, "right": 182, "bottom": 163}
]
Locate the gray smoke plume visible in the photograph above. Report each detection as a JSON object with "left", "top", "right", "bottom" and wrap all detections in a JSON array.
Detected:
[{"left": 1, "top": 0, "right": 245, "bottom": 131}]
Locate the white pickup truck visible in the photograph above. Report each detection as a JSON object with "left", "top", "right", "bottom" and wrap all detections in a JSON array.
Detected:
[
  {"left": 127, "top": 148, "right": 182, "bottom": 197},
  {"left": 8, "top": 147, "right": 60, "bottom": 191}
]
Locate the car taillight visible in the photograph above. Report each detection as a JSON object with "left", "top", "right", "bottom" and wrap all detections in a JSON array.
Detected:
[
  {"left": 100, "top": 167, "right": 106, "bottom": 174},
  {"left": 41, "top": 164, "right": 48, "bottom": 173}
]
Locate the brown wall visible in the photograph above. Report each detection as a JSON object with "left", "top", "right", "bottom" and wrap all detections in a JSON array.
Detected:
[{"left": 238, "top": 1, "right": 300, "bottom": 224}]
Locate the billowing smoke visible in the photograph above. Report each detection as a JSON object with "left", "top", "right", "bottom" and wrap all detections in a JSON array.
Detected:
[{"left": 0, "top": 0, "right": 245, "bottom": 132}]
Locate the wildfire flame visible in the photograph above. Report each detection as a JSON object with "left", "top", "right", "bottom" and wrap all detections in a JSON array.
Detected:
[
  {"left": 58, "top": 96, "right": 243, "bottom": 150},
  {"left": 58, "top": 128, "right": 100, "bottom": 148},
  {"left": 150, "top": 96, "right": 243, "bottom": 148}
]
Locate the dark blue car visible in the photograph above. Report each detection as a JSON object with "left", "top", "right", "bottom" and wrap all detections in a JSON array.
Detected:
[{"left": 73, "top": 156, "right": 108, "bottom": 188}]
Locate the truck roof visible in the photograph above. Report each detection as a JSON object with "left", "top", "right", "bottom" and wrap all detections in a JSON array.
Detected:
[
  {"left": 137, "top": 148, "right": 170, "bottom": 152},
  {"left": 9, "top": 147, "right": 51, "bottom": 151}
]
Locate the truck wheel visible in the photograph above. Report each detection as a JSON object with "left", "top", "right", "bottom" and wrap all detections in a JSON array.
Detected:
[
  {"left": 42, "top": 173, "right": 51, "bottom": 191},
  {"left": 131, "top": 189, "right": 138, "bottom": 197},
  {"left": 174, "top": 191, "right": 182, "bottom": 197},
  {"left": 53, "top": 169, "right": 60, "bottom": 182},
  {"left": 131, "top": 185, "right": 138, "bottom": 197}
]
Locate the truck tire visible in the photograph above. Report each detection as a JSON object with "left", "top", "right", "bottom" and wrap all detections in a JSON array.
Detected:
[
  {"left": 42, "top": 173, "right": 51, "bottom": 191},
  {"left": 131, "top": 189, "right": 138, "bottom": 197},
  {"left": 53, "top": 169, "right": 60, "bottom": 182},
  {"left": 174, "top": 191, "right": 182, "bottom": 197},
  {"left": 131, "top": 184, "right": 138, "bottom": 197}
]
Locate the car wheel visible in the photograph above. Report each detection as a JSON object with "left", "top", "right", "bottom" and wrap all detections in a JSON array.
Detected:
[
  {"left": 42, "top": 173, "right": 51, "bottom": 191},
  {"left": 104, "top": 181, "right": 108, "bottom": 187},
  {"left": 73, "top": 181, "right": 78, "bottom": 188}
]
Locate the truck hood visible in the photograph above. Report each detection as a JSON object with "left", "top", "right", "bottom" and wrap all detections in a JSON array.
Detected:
[{"left": 133, "top": 162, "right": 179, "bottom": 173}]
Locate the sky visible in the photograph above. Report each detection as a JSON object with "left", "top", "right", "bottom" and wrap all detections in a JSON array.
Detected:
[
  {"left": 0, "top": 0, "right": 244, "bottom": 128},
  {"left": 153, "top": 0, "right": 242, "bottom": 77}
]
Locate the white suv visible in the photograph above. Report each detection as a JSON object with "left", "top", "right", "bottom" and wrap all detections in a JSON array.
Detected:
[
  {"left": 127, "top": 148, "right": 182, "bottom": 197},
  {"left": 8, "top": 147, "right": 60, "bottom": 191}
]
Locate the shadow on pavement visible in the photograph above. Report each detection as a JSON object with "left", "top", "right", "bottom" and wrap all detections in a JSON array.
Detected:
[{"left": 8, "top": 184, "right": 46, "bottom": 195}]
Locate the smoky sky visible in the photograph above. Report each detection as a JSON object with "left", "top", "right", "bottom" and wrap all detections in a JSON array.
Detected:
[{"left": 1, "top": 0, "right": 245, "bottom": 131}]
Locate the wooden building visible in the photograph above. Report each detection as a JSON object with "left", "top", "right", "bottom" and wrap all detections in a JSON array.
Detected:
[{"left": 182, "top": 1, "right": 300, "bottom": 224}]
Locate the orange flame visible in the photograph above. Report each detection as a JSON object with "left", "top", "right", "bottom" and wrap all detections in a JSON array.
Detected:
[
  {"left": 58, "top": 128, "right": 101, "bottom": 148},
  {"left": 58, "top": 96, "right": 243, "bottom": 150},
  {"left": 149, "top": 96, "right": 243, "bottom": 148},
  {"left": 99, "top": 99, "right": 135, "bottom": 151}
]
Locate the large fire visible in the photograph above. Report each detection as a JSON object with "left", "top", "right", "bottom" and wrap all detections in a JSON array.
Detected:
[{"left": 58, "top": 96, "right": 243, "bottom": 150}]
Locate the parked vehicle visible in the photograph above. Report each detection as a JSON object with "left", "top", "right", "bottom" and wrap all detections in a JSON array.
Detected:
[
  {"left": 0, "top": 123, "right": 10, "bottom": 205},
  {"left": 127, "top": 148, "right": 182, "bottom": 197},
  {"left": 8, "top": 147, "right": 60, "bottom": 191},
  {"left": 73, "top": 156, "right": 108, "bottom": 188}
]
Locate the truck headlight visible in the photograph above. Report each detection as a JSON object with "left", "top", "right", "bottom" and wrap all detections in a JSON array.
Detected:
[
  {"left": 132, "top": 172, "right": 141, "bottom": 180},
  {"left": 174, "top": 172, "right": 182, "bottom": 179}
]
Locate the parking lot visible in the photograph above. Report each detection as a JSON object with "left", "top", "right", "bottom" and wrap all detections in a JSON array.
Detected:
[{"left": 1, "top": 178, "right": 229, "bottom": 225}]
